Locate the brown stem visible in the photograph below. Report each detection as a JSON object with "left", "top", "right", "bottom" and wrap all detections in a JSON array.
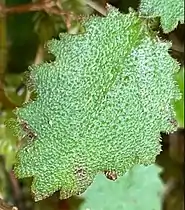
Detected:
[
  {"left": 0, "top": 0, "right": 107, "bottom": 16},
  {"left": 0, "top": 0, "right": 15, "bottom": 109},
  {"left": 8, "top": 171, "right": 24, "bottom": 210},
  {"left": 0, "top": 156, "right": 19, "bottom": 210},
  {"left": 0, "top": 198, "right": 18, "bottom": 210},
  {"left": 0, "top": 0, "right": 70, "bottom": 15},
  {"left": 86, "top": 0, "right": 107, "bottom": 16}
]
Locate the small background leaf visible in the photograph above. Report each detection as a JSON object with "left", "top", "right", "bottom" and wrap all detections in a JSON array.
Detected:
[
  {"left": 3, "top": 73, "right": 27, "bottom": 106},
  {"left": 0, "top": 110, "right": 19, "bottom": 170},
  {"left": 173, "top": 68, "right": 184, "bottom": 128},
  {"left": 78, "top": 164, "right": 164, "bottom": 210}
]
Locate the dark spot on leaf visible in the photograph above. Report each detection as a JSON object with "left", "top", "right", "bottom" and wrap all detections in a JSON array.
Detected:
[
  {"left": 169, "top": 118, "right": 178, "bottom": 127},
  {"left": 104, "top": 170, "right": 117, "bottom": 181}
]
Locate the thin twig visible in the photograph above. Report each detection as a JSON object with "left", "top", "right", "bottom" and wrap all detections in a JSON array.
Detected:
[
  {"left": 0, "top": 198, "right": 18, "bottom": 210},
  {"left": 86, "top": 0, "right": 107, "bottom": 16},
  {"left": 0, "top": 157, "right": 19, "bottom": 210},
  {"left": 0, "top": 0, "right": 69, "bottom": 15},
  {"left": 0, "top": 0, "right": 107, "bottom": 16}
]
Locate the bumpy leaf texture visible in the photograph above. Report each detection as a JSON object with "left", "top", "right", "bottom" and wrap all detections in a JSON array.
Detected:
[
  {"left": 13, "top": 5, "right": 180, "bottom": 201},
  {"left": 78, "top": 164, "right": 164, "bottom": 210},
  {"left": 139, "top": 0, "right": 184, "bottom": 33}
]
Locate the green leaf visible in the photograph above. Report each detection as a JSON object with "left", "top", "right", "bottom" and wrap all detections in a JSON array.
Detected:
[
  {"left": 173, "top": 68, "right": 184, "bottom": 127},
  {"left": 13, "top": 5, "right": 180, "bottom": 201},
  {"left": 139, "top": 0, "right": 184, "bottom": 33},
  {"left": 0, "top": 110, "right": 19, "bottom": 170},
  {"left": 3, "top": 73, "right": 27, "bottom": 106},
  {"left": 60, "top": 0, "right": 92, "bottom": 14},
  {"left": 78, "top": 164, "right": 164, "bottom": 210},
  {"left": 33, "top": 12, "right": 66, "bottom": 45}
]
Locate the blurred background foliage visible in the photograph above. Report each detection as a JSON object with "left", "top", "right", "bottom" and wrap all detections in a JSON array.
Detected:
[{"left": 0, "top": 0, "right": 184, "bottom": 209}]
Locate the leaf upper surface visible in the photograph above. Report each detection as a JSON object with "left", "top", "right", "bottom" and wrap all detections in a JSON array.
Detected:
[
  {"left": 139, "top": 0, "right": 184, "bottom": 33},
  {"left": 13, "top": 5, "right": 180, "bottom": 201}
]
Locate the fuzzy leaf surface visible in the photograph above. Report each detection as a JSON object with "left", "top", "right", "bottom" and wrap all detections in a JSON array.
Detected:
[
  {"left": 139, "top": 0, "right": 184, "bottom": 33},
  {"left": 13, "top": 6, "right": 180, "bottom": 201}
]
